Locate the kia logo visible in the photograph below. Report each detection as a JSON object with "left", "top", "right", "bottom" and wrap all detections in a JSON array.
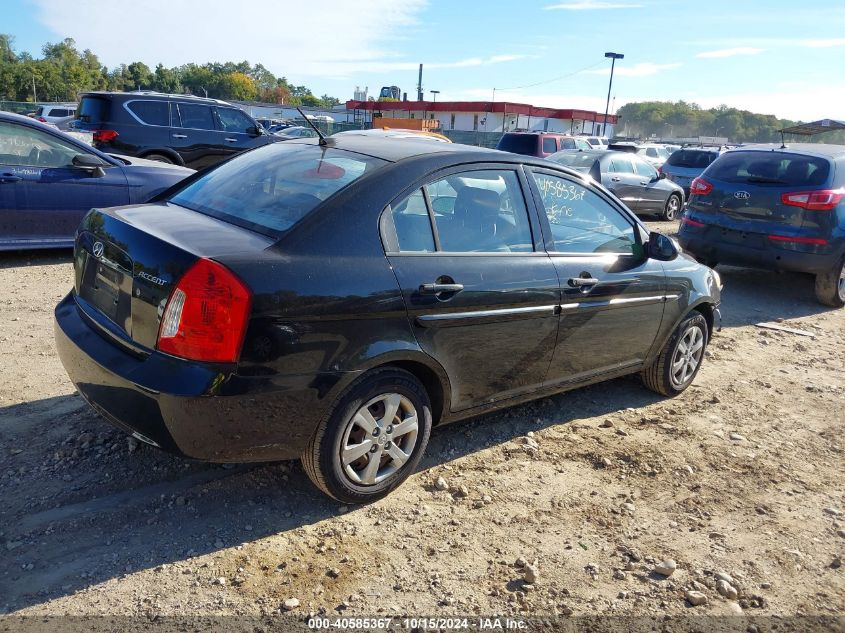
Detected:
[
  {"left": 734, "top": 191, "right": 751, "bottom": 200},
  {"left": 92, "top": 241, "right": 104, "bottom": 258}
]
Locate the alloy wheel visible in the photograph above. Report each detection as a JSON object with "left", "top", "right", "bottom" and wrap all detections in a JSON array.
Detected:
[
  {"left": 339, "top": 393, "right": 419, "bottom": 486},
  {"left": 670, "top": 325, "right": 704, "bottom": 389},
  {"left": 838, "top": 261, "right": 845, "bottom": 302},
  {"left": 665, "top": 195, "right": 680, "bottom": 219}
]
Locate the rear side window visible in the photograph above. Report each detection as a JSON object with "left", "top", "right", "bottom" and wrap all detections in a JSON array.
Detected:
[
  {"left": 78, "top": 97, "right": 110, "bottom": 124},
  {"left": 666, "top": 150, "right": 718, "bottom": 168},
  {"left": 390, "top": 189, "right": 435, "bottom": 252},
  {"left": 170, "top": 143, "right": 386, "bottom": 237},
  {"left": 176, "top": 103, "right": 215, "bottom": 130},
  {"left": 609, "top": 156, "right": 634, "bottom": 174},
  {"left": 497, "top": 134, "right": 537, "bottom": 155},
  {"left": 388, "top": 170, "right": 534, "bottom": 253},
  {"left": 708, "top": 151, "right": 831, "bottom": 186},
  {"left": 543, "top": 137, "right": 558, "bottom": 153},
  {"left": 126, "top": 100, "right": 169, "bottom": 126}
]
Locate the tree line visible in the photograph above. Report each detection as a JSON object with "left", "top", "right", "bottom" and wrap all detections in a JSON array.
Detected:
[
  {"left": 615, "top": 101, "right": 845, "bottom": 144},
  {"left": 0, "top": 34, "right": 341, "bottom": 107}
]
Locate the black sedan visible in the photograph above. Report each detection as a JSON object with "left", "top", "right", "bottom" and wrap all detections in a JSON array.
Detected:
[
  {"left": 0, "top": 112, "right": 193, "bottom": 250},
  {"left": 547, "top": 149, "right": 686, "bottom": 220},
  {"left": 54, "top": 137, "right": 721, "bottom": 503}
]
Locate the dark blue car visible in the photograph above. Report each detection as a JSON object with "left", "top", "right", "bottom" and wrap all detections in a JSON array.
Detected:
[{"left": 0, "top": 112, "right": 193, "bottom": 251}]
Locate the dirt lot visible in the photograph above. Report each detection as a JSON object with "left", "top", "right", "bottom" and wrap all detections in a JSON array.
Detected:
[{"left": 1, "top": 221, "right": 843, "bottom": 626}]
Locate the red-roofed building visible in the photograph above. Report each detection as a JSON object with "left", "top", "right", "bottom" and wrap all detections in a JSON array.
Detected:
[{"left": 345, "top": 100, "right": 618, "bottom": 136}]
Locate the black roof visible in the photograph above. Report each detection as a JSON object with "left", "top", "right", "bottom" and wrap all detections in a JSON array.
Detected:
[
  {"left": 80, "top": 90, "right": 232, "bottom": 106},
  {"left": 727, "top": 143, "right": 845, "bottom": 159},
  {"left": 287, "top": 136, "right": 508, "bottom": 163}
]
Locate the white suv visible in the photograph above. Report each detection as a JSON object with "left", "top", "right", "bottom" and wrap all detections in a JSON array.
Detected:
[{"left": 32, "top": 104, "right": 77, "bottom": 130}]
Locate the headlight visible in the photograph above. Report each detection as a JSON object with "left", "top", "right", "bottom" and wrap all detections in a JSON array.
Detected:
[{"left": 711, "top": 268, "right": 722, "bottom": 290}]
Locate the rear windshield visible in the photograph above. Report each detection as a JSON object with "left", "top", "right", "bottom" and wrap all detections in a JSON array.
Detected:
[
  {"left": 170, "top": 143, "right": 387, "bottom": 237},
  {"left": 497, "top": 134, "right": 537, "bottom": 154},
  {"left": 77, "top": 97, "right": 110, "bottom": 124},
  {"left": 707, "top": 151, "right": 831, "bottom": 186},
  {"left": 666, "top": 149, "right": 718, "bottom": 168},
  {"left": 548, "top": 152, "right": 598, "bottom": 171}
]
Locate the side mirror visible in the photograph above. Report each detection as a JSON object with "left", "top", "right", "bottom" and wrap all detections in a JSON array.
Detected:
[
  {"left": 247, "top": 126, "right": 262, "bottom": 137},
  {"left": 648, "top": 232, "right": 679, "bottom": 261},
  {"left": 658, "top": 171, "right": 667, "bottom": 180},
  {"left": 72, "top": 154, "right": 108, "bottom": 178}
]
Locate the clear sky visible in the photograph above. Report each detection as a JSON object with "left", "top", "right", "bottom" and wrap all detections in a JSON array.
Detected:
[{"left": 6, "top": 0, "right": 845, "bottom": 121}]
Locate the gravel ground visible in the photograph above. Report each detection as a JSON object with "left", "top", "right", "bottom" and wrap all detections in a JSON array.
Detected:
[{"left": 1, "top": 221, "right": 843, "bottom": 624}]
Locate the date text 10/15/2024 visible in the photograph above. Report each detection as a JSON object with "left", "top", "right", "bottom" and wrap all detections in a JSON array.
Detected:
[{"left": 307, "top": 616, "right": 528, "bottom": 630}]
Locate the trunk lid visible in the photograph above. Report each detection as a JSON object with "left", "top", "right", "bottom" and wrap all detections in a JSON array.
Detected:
[
  {"left": 74, "top": 202, "right": 274, "bottom": 352},
  {"left": 688, "top": 149, "right": 833, "bottom": 229}
]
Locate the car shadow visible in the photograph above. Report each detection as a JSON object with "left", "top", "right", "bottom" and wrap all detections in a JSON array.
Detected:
[
  {"left": 714, "top": 265, "right": 835, "bottom": 328},
  {"left": 0, "top": 249, "right": 73, "bottom": 270},
  {"left": 0, "top": 376, "right": 661, "bottom": 612}
]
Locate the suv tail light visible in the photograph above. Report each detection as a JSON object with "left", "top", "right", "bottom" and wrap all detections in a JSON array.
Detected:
[
  {"left": 689, "top": 177, "right": 713, "bottom": 196},
  {"left": 157, "top": 259, "right": 252, "bottom": 363},
  {"left": 37, "top": 116, "right": 47, "bottom": 122},
  {"left": 780, "top": 188, "right": 845, "bottom": 211},
  {"left": 93, "top": 130, "right": 119, "bottom": 143}
]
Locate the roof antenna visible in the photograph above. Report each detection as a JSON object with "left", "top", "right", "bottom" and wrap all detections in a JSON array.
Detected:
[{"left": 297, "top": 107, "right": 329, "bottom": 146}]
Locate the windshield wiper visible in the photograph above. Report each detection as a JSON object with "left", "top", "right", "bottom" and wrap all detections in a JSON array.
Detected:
[{"left": 747, "top": 176, "right": 787, "bottom": 184}]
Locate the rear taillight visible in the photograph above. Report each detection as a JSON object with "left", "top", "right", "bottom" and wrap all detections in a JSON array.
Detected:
[
  {"left": 767, "top": 234, "right": 828, "bottom": 246},
  {"left": 157, "top": 259, "right": 252, "bottom": 363},
  {"left": 37, "top": 116, "right": 47, "bottom": 122},
  {"left": 93, "top": 130, "right": 118, "bottom": 143},
  {"left": 681, "top": 217, "right": 706, "bottom": 228},
  {"left": 780, "top": 188, "right": 844, "bottom": 211},
  {"left": 689, "top": 177, "right": 713, "bottom": 196}
]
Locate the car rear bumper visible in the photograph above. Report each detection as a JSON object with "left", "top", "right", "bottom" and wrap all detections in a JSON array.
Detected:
[
  {"left": 54, "top": 293, "right": 342, "bottom": 462},
  {"left": 678, "top": 224, "right": 840, "bottom": 274}
]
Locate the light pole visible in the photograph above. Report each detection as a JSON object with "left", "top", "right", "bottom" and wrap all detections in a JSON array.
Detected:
[
  {"left": 602, "top": 52, "right": 623, "bottom": 137},
  {"left": 430, "top": 90, "right": 440, "bottom": 102}
]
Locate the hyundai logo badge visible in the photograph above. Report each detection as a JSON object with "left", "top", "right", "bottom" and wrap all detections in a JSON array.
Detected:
[
  {"left": 92, "top": 241, "right": 104, "bottom": 258},
  {"left": 734, "top": 191, "right": 751, "bottom": 200}
]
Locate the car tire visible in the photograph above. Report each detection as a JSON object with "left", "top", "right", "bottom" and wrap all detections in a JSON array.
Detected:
[
  {"left": 641, "top": 312, "right": 708, "bottom": 397},
  {"left": 661, "top": 193, "right": 681, "bottom": 221},
  {"left": 302, "top": 367, "right": 432, "bottom": 503},
  {"left": 814, "top": 255, "right": 845, "bottom": 308},
  {"left": 145, "top": 153, "right": 175, "bottom": 164}
]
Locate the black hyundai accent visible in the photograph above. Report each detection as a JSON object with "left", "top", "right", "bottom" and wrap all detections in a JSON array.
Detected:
[{"left": 55, "top": 137, "right": 721, "bottom": 503}]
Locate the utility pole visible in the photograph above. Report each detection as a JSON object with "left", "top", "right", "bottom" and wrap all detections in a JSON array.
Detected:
[
  {"left": 32, "top": 74, "right": 37, "bottom": 103},
  {"left": 416, "top": 64, "right": 423, "bottom": 101},
  {"left": 602, "top": 52, "right": 624, "bottom": 137}
]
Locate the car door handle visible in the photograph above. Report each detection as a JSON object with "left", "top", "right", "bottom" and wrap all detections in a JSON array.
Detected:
[
  {"left": 0, "top": 174, "right": 22, "bottom": 183},
  {"left": 610, "top": 177, "right": 622, "bottom": 182},
  {"left": 224, "top": 137, "right": 238, "bottom": 143},
  {"left": 568, "top": 277, "right": 599, "bottom": 287},
  {"left": 172, "top": 134, "right": 187, "bottom": 139},
  {"left": 639, "top": 181, "right": 649, "bottom": 185},
  {"left": 419, "top": 282, "right": 464, "bottom": 294}
]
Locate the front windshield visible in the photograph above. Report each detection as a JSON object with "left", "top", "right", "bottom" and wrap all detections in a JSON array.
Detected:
[{"left": 170, "top": 143, "right": 387, "bottom": 237}]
